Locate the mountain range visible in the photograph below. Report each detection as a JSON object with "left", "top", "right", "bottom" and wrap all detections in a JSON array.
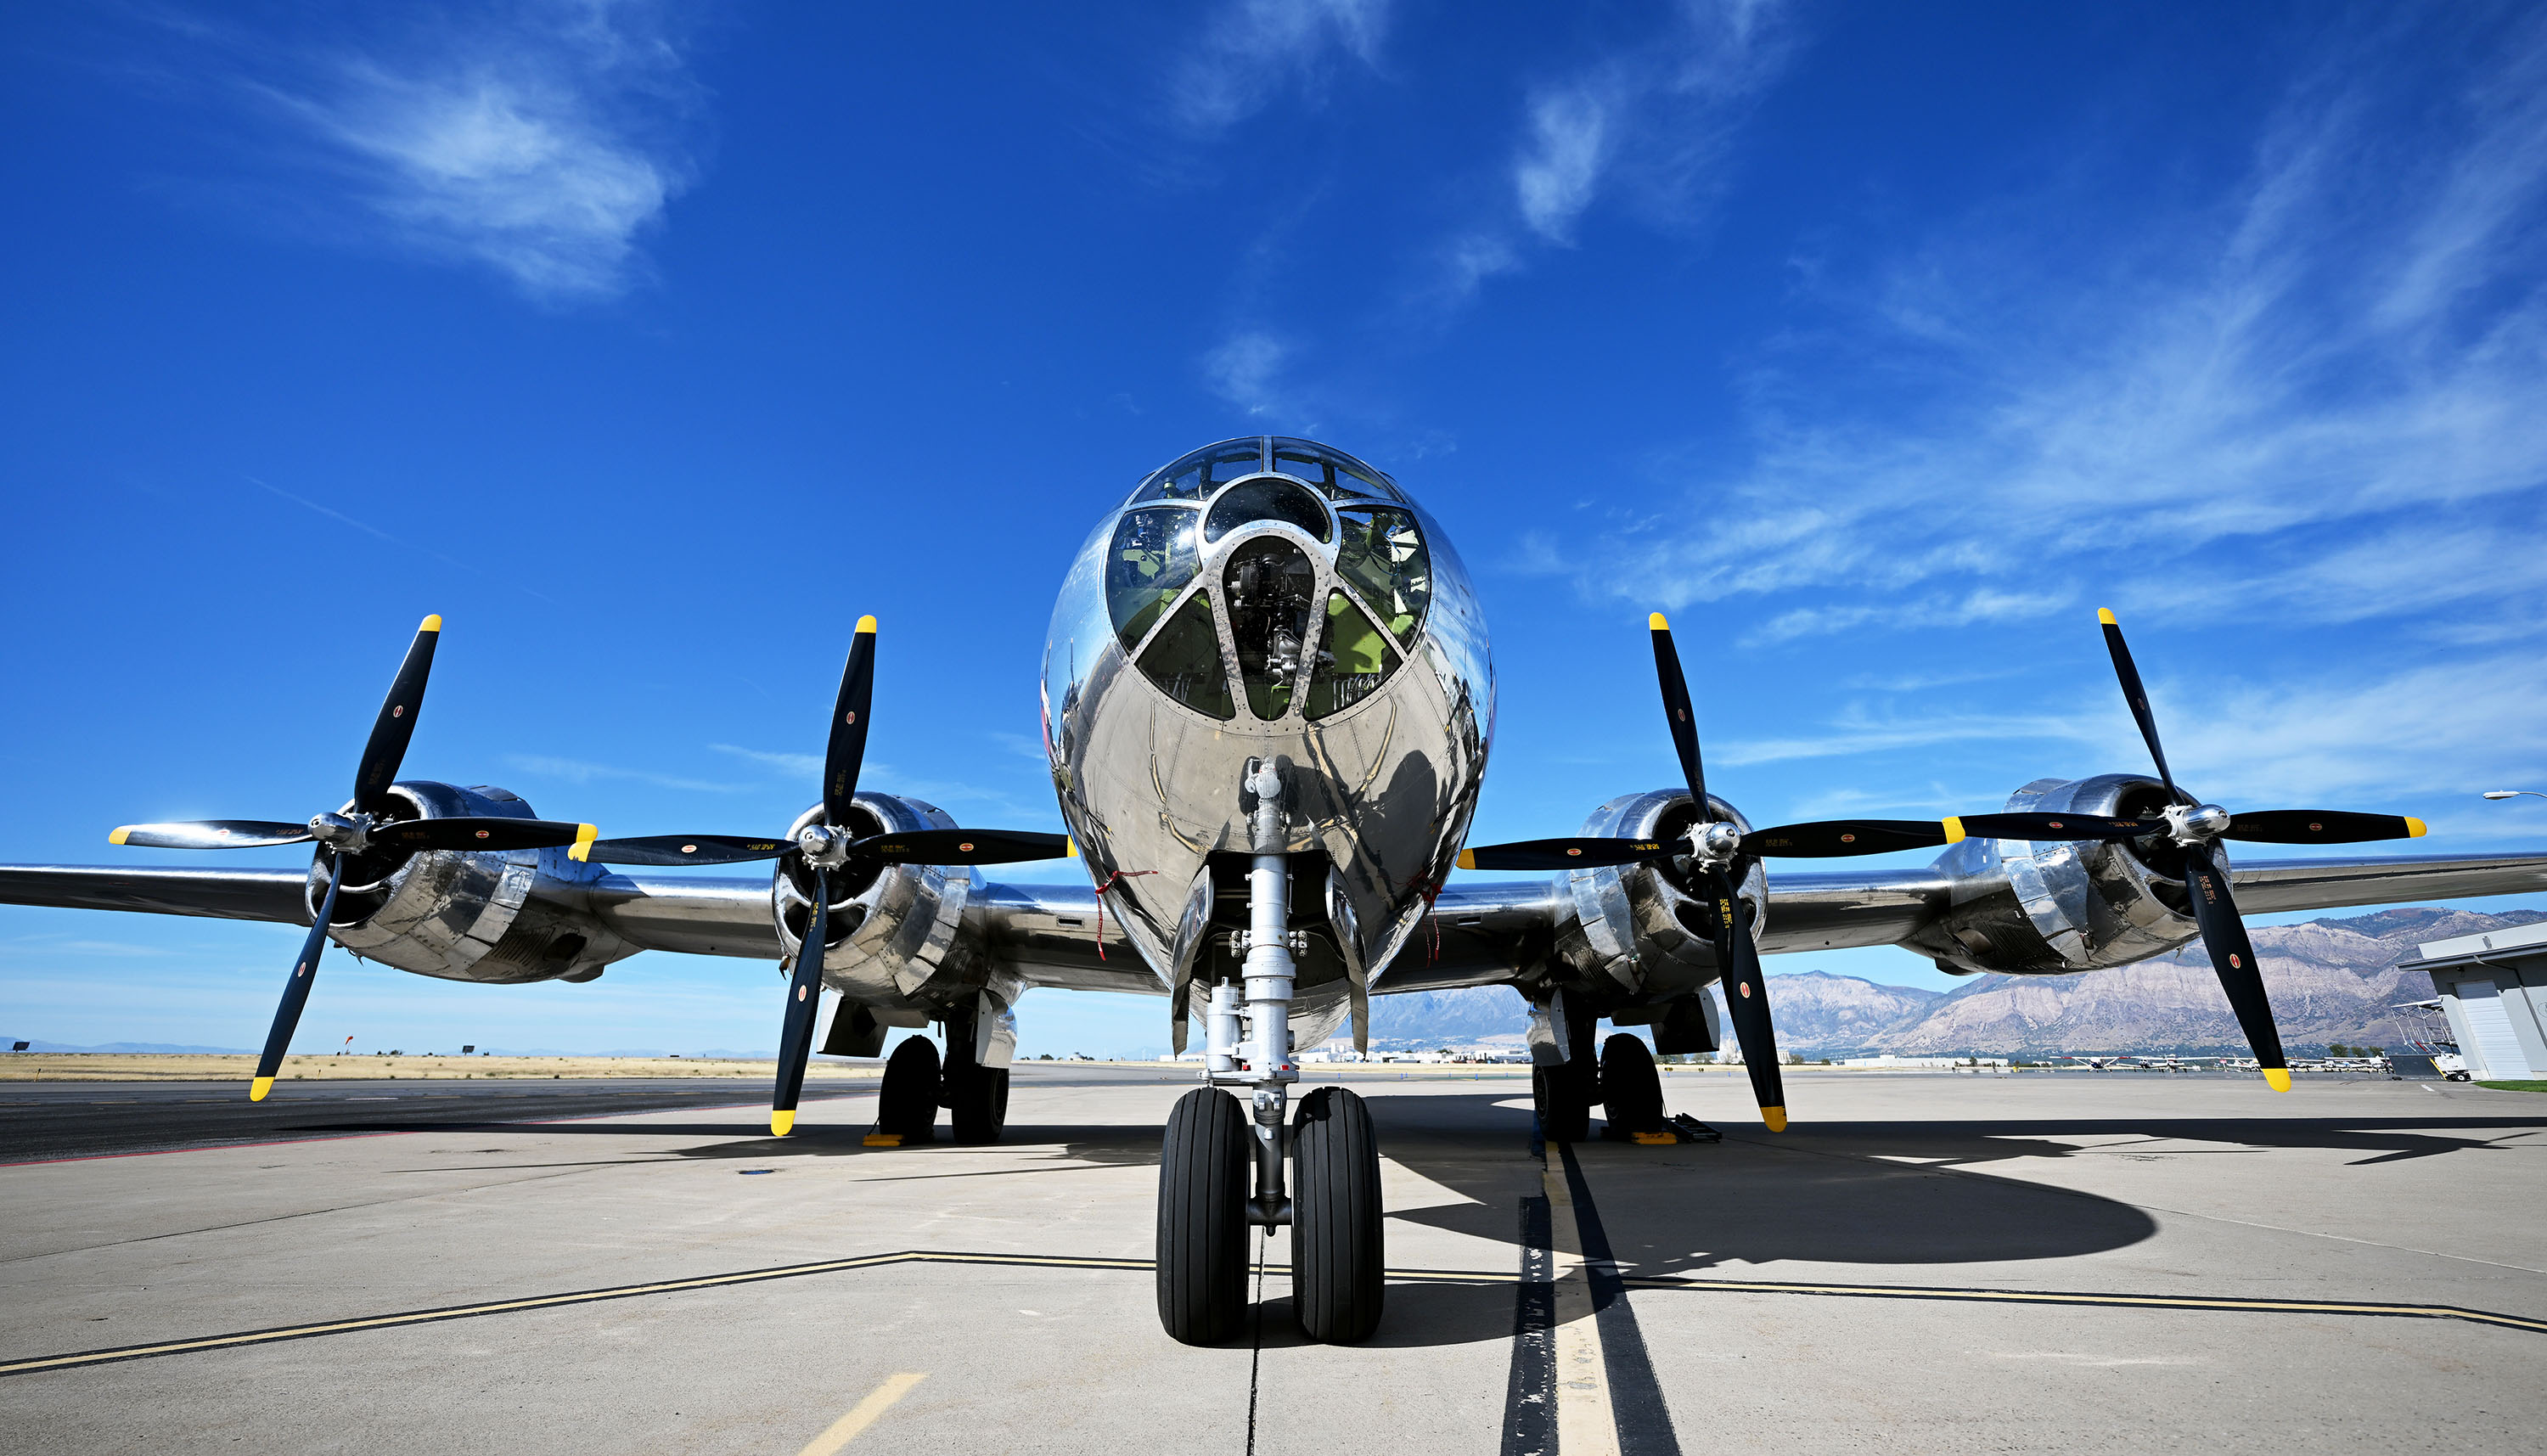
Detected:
[{"left": 1357, "top": 906, "right": 2542, "bottom": 1057}]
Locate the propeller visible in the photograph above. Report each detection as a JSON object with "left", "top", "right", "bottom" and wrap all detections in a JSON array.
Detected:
[
  {"left": 576, "top": 617, "right": 1074, "bottom": 1137},
  {"left": 1448, "top": 616, "right": 1793, "bottom": 1127},
  {"left": 2085, "top": 609, "right": 2425, "bottom": 1092},
  {"left": 105, "top": 616, "right": 599, "bottom": 1101}
]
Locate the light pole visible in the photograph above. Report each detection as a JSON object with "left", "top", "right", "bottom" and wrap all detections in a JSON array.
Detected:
[{"left": 2482, "top": 790, "right": 2547, "bottom": 801}]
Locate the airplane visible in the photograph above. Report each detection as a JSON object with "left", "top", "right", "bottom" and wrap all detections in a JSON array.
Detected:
[{"left": 6, "top": 433, "right": 2547, "bottom": 1350}]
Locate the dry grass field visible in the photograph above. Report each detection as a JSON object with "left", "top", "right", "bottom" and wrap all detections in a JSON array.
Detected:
[{"left": 0, "top": 1054, "right": 886, "bottom": 1083}]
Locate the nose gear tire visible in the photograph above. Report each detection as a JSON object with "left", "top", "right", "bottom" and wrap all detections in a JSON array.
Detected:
[
  {"left": 1291, "top": 1086, "right": 1385, "bottom": 1343},
  {"left": 1157, "top": 1088, "right": 1251, "bottom": 1345},
  {"left": 876, "top": 1035, "right": 941, "bottom": 1141},
  {"left": 1599, "top": 1033, "right": 1666, "bottom": 1133}
]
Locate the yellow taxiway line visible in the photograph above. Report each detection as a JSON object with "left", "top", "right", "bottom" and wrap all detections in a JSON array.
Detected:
[{"left": 795, "top": 1371, "right": 926, "bottom": 1455}]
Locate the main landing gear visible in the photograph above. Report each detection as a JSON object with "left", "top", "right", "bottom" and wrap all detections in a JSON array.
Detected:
[
  {"left": 868, "top": 1009, "right": 1011, "bottom": 1144},
  {"left": 1155, "top": 759, "right": 1384, "bottom": 1346},
  {"left": 1528, "top": 995, "right": 1670, "bottom": 1142}
]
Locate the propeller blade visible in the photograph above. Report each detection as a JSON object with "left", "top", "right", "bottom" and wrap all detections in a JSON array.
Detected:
[
  {"left": 368, "top": 818, "right": 599, "bottom": 854},
  {"left": 354, "top": 616, "right": 442, "bottom": 815},
  {"left": 823, "top": 617, "right": 878, "bottom": 826},
  {"left": 573, "top": 835, "right": 793, "bottom": 868},
  {"left": 251, "top": 856, "right": 343, "bottom": 1102},
  {"left": 771, "top": 869, "right": 829, "bottom": 1136},
  {"left": 1945, "top": 812, "right": 2164, "bottom": 843},
  {"left": 2220, "top": 810, "right": 2427, "bottom": 846},
  {"left": 852, "top": 828, "right": 1073, "bottom": 865},
  {"left": 109, "top": 820, "right": 313, "bottom": 850},
  {"left": 1648, "top": 614, "right": 1709, "bottom": 809},
  {"left": 2097, "top": 610, "right": 2181, "bottom": 802},
  {"left": 2172, "top": 843, "right": 2290, "bottom": 1091},
  {"left": 1455, "top": 837, "right": 1673, "bottom": 871},
  {"left": 1706, "top": 868, "right": 1787, "bottom": 1130},
  {"left": 1740, "top": 820, "right": 1945, "bottom": 857}
]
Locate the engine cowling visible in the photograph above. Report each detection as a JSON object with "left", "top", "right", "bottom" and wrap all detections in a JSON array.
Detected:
[
  {"left": 1906, "top": 773, "right": 2203, "bottom": 975},
  {"left": 306, "top": 781, "right": 640, "bottom": 984},
  {"left": 770, "top": 791, "right": 981, "bottom": 1004},
  {"left": 1553, "top": 789, "right": 1768, "bottom": 1000}
]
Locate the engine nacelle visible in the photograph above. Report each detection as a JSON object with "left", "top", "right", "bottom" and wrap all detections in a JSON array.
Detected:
[
  {"left": 305, "top": 781, "right": 640, "bottom": 985},
  {"left": 1554, "top": 789, "right": 1768, "bottom": 1000},
  {"left": 771, "top": 791, "right": 981, "bottom": 1005},
  {"left": 1906, "top": 773, "right": 2203, "bottom": 975}
]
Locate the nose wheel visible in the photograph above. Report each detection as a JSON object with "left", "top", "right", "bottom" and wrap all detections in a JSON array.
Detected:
[{"left": 1290, "top": 1087, "right": 1384, "bottom": 1343}]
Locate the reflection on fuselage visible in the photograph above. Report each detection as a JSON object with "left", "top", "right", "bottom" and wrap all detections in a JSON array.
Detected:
[{"left": 1043, "top": 436, "right": 1493, "bottom": 1037}]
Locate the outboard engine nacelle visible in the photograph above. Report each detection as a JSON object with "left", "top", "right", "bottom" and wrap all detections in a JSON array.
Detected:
[
  {"left": 772, "top": 791, "right": 981, "bottom": 1003},
  {"left": 1907, "top": 773, "right": 2201, "bottom": 975},
  {"left": 311, "top": 781, "right": 637, "bottom": 984},
  {"left": 1554, "top": 788, "right": 1768, "bottom": 999}
]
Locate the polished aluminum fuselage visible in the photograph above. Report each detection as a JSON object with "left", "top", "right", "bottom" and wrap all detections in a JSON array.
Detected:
[{"left": 1042, "top": 440, "right": 1493, "bottom": 1009}]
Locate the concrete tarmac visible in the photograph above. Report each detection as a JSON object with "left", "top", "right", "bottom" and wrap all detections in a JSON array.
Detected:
[{"left": 2, "top": 1068, "right": 2542, "bottom": 1453}]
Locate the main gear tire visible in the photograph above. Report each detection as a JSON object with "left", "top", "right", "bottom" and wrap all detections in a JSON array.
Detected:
[
  {"left": 1157, "top": 1088, "right": 1251, "bottom": 1345},
  {"left": 1599, "top": 1033, "right": 1667, "bottom": 1133},
  {"left": 1292, "top": 1087, "right": 1385, "bottom": 1343},
  {"left": 947, "top": 1063, "right": 1009, "bottom": 1144},
  {"left": 876, "top": 1035, "right": 941, "bottom": 1141},
  {"left": 1533, "top": 1062, "right": 1592, "bottom": 1144}
]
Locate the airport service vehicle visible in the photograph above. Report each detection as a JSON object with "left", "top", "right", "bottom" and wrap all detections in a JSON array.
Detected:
[{"left": 5, "top": 436, "right": 2546, "bottom": 1346}]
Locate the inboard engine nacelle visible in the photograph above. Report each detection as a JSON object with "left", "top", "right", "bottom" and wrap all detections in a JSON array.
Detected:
[
  {"left": 1554, "top": 788, "right": 1769, "bottom": 999},
  {"left": 303, "top": 781, "right": 639, "bottom": 985},
  {"left": 771, "top": 791, "right": 980, "bottom": 1005},
  {"left": 1905, "top": 773, "right": 2201, "bottom": 975}
]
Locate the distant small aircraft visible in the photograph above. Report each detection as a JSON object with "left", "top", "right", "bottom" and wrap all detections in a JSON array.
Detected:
[{"left": 6, "top": 434, "right": 2543, "bottom": 1346}]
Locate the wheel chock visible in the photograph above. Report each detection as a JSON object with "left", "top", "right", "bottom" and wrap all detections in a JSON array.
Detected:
[{"left": 863, "top": 1132, "right": 903, "bottom": 1148}]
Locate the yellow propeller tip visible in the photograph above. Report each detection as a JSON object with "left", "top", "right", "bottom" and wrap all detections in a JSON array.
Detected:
[
  {"left": 2096, "top": 607, "right": 2117, "bottom": 626},
  {"left": 568, "top": 824, "right": 599, "bottom": 862},
  {"left": 419, "top": 614, "right": 443, "bottom": 633},
  {"left": 1648, "top": 612, "right": 1670, "bottom": 631},
  {"left": 108, "top": 827, "right": 132, "bottom": 846},
  {"left": 1456, "top": 849, "right": 1477, "bottom": 869},
  {"left": 855, "top": 615, "right": 878, "bottom": 634},
  {"left": 770, "top": 1110, "right": 796, "bottom": 1136},
  {"left": 2405, "top": 817, "right": 2427, "bottom": 838},
  {"left": 1064, "top": 838, "right": 1079, "bottom": 858},
  {"left": 1760, "top": 1105, "right": 1788, "bottom": 1133},
  {"left": 248, "top": 1077, "right": 274, "bottom": 1103},
  {"left": 1941, "top": 817, "right": 1966, "bottom": 845},
  {"left": 2262, "top": 1067, "right": 2291, "bottom": 1093}
]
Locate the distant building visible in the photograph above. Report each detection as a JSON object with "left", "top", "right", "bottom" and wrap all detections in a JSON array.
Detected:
[{"left": 2395, "top": 920, "right": 2547, "bottom": 1080}]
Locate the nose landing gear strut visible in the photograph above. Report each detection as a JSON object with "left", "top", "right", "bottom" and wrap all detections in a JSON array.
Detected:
[{"left": 1155, "top": 759, "right": 1385, "bottom": 1345}]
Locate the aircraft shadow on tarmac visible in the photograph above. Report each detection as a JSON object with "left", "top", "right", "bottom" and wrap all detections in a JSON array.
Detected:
[{"left": 265, "top": 1091, "right": 2547, "bottom": 1351}]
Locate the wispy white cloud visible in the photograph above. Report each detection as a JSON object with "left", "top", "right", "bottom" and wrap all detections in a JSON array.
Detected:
[
  {"left": 1169, "top": 0, "right": 1392, "bottom": 133},
  {"left": 220, "top": 0, "right": 701, "bottom": 301},
  {"left": 1538, "top": 12, "right": 2547, "bottom": 636},
  {"left": 1435, "top": 0, "right": 1795, "bottom": 305},
  {"left": 502, "top": 753, "right": 739, "bottom": 793},
  {"left": 708, "top": 744, "right": 822, "bottom": 779},
  {"left": 1202, "top": 329, "right": 1296, "bottom": 418}
]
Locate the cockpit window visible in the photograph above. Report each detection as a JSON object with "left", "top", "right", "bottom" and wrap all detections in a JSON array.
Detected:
[
  {"left": 1272, "top": 450, "right": 1403, "bottom": 504},
  {"left": 1133, "top": 441, "right": 1266, "bottom": 503},
  {"left": 1335, "top": 506, "right": 1431, "bottom": 648},
  {"left": 1306, "top": 590, "right": 1400, "bottom": 720},
  {"left": 1105, "top": 508, "right": 1201, "bottom": 651},
  {"left": 1136, "top": 591, "right": 1236, "bottom": 720},
  {"left": 1222, "top": 537, "right": 1318, "bottom": 721},
  {"left": 1204, "top": 475, "right": 1332, "bottom": 544}
]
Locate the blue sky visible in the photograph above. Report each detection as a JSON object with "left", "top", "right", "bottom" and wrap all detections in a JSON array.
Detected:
[{"left": 4, "top": 1, "right": 2544, "bottom": 1058}]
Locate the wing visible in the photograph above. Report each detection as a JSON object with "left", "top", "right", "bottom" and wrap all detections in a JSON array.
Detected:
[
  {"left": 970, "top": 881, "right": 1164, "bottom": 995},
  {"left": 2226, "top": 851, "right": 2547, "bottom": 914},
  {"left": 0, "top": 864, "right": 310, "bottom": 923}
]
